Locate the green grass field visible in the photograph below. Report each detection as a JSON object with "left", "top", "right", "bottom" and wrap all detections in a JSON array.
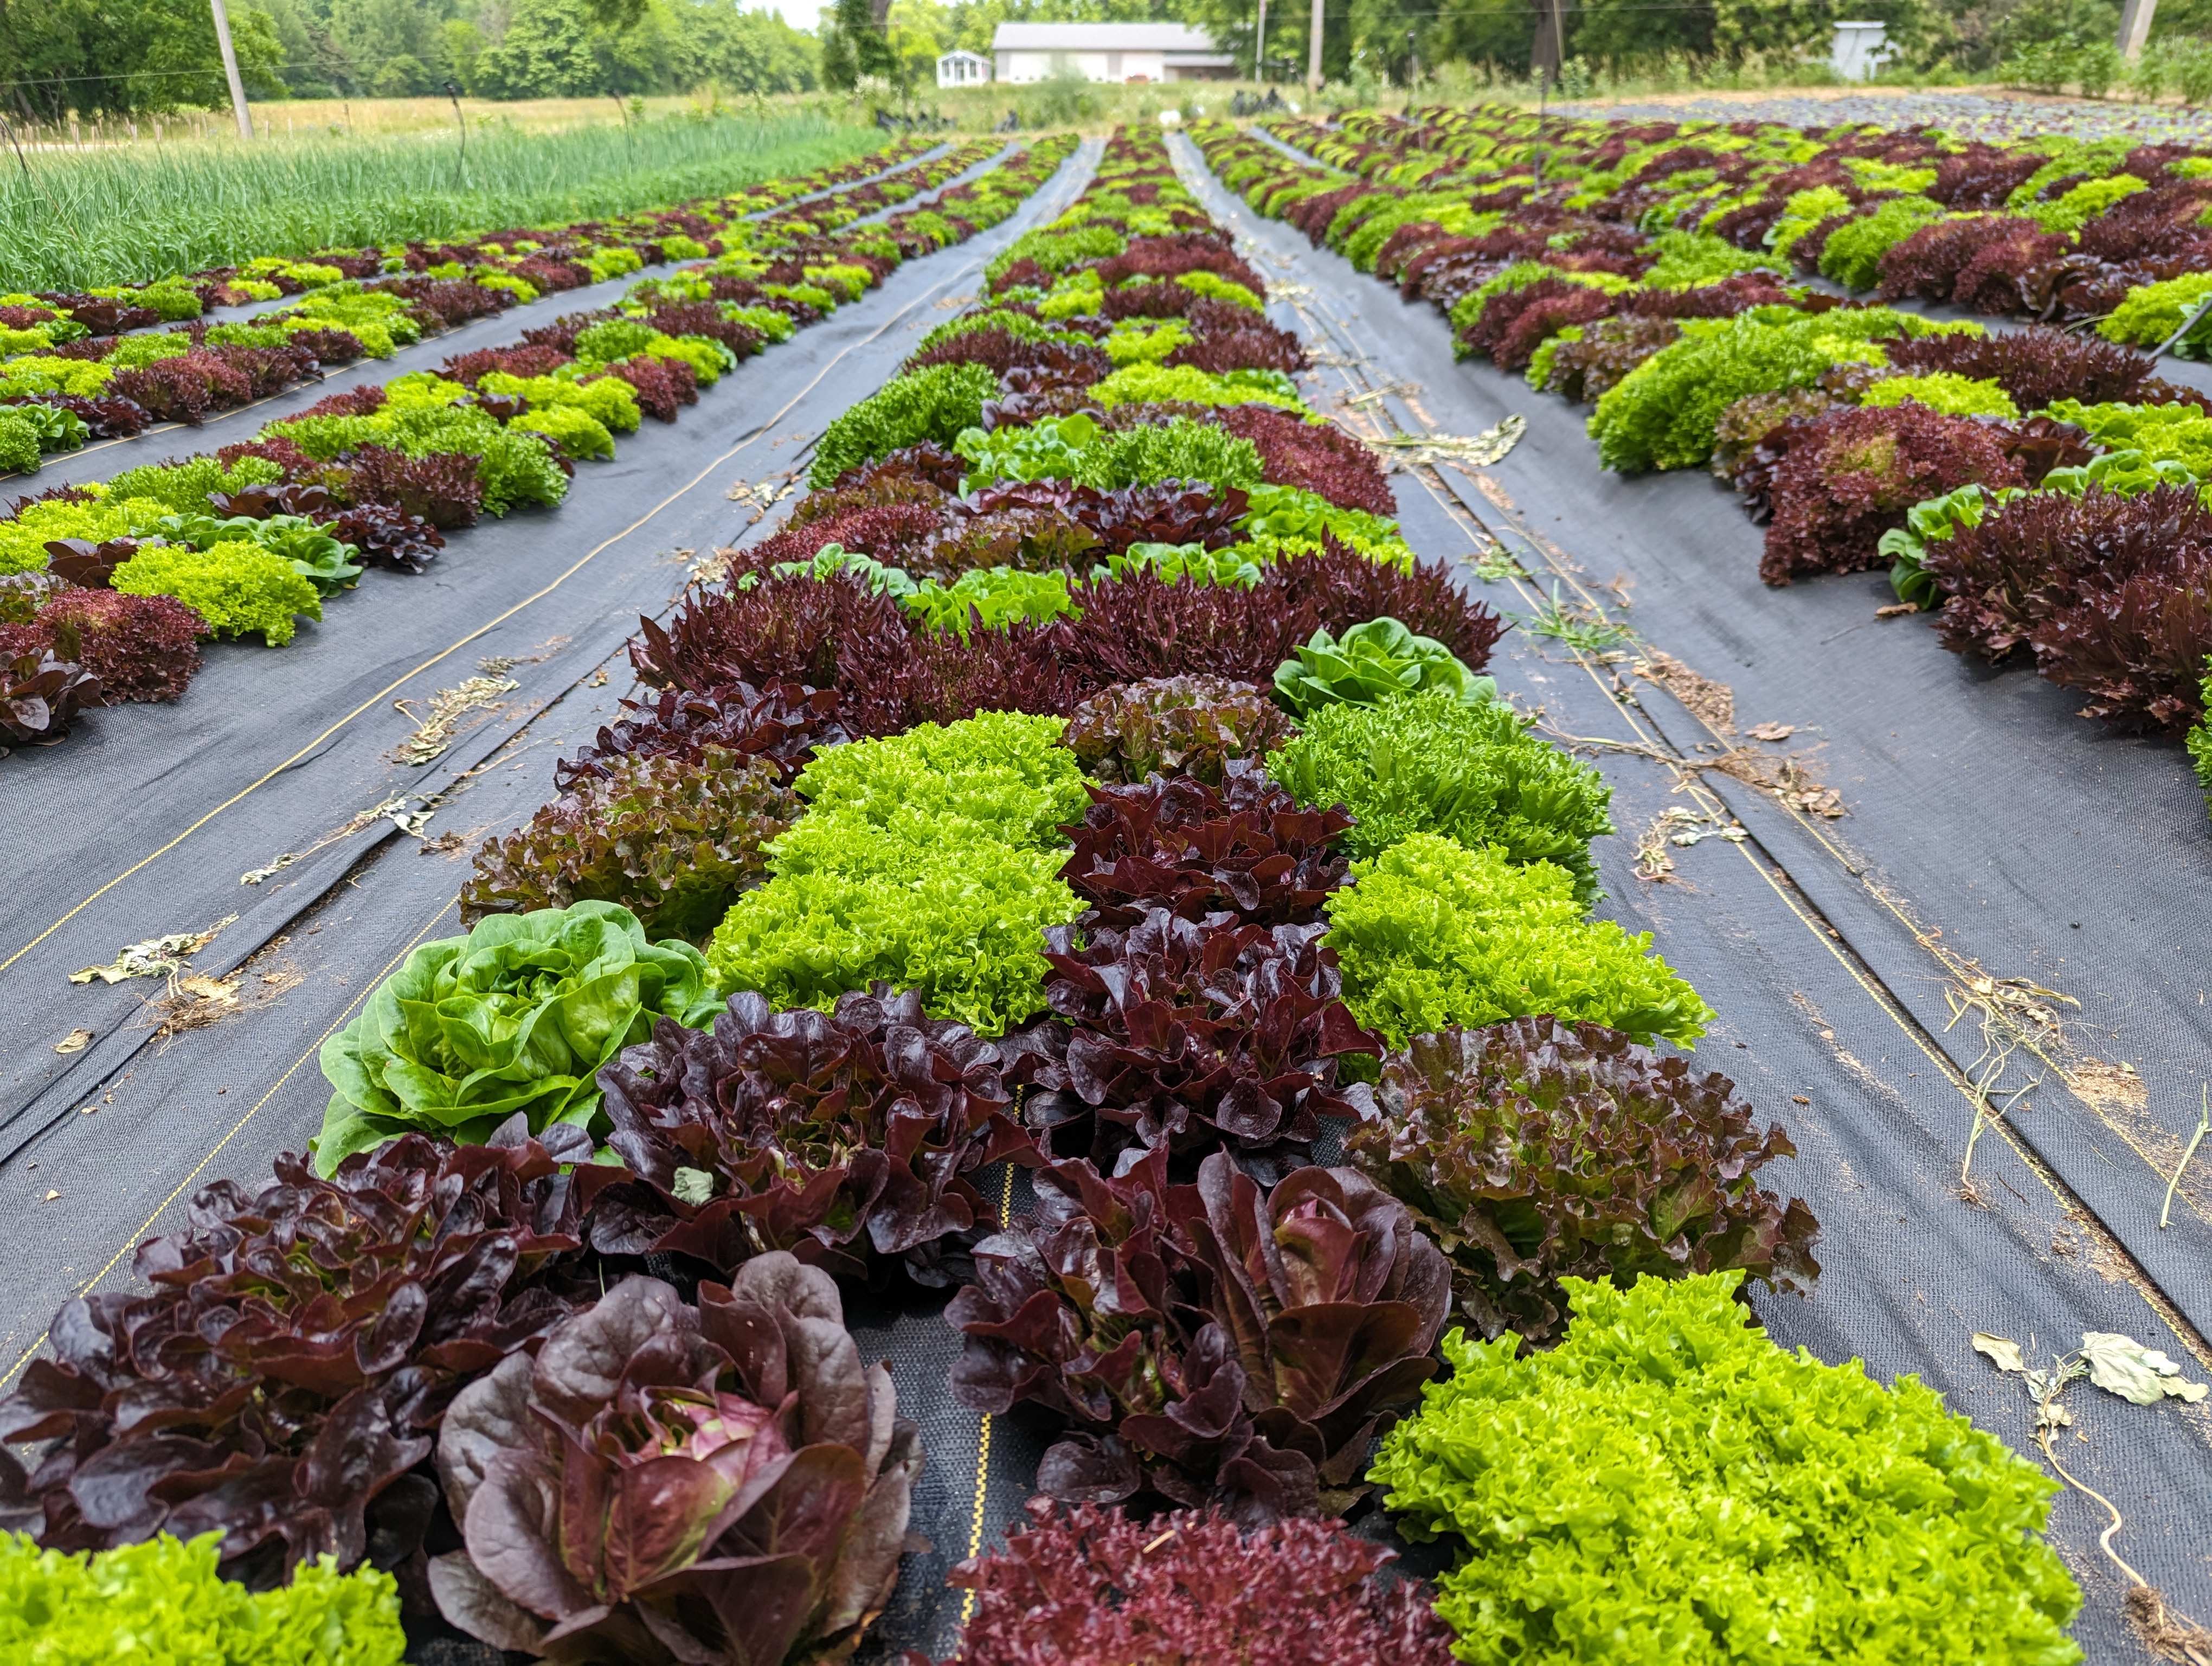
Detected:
[{"left": 0, "top": 110, "right": 879, "bottom": 293}]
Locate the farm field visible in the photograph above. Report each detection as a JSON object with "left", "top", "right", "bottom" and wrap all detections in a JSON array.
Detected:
[{"left": 5, "top": 99, "right": 2212, "bottom": 1666}]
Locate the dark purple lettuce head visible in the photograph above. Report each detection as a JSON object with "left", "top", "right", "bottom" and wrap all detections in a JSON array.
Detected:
[
  {"left": 1006, "top": 910, "right": 1379, "bottom": 1180},
  {"left": 0, "top": 1119, "right": 590, "bottom": 1586},
  {"left": 947, "top": 1149, "right": 1446, "bottom": 1523},
  {"left": 1348, "top": 1017, "right": 1821, "bottom": 1348},
  {"left": 1058, "top": 763, "right": 1353, "bottom": 930},
  {"left": 429, "top": 1256, "right": 919, "bottom": 1663},
  {"left": 589, "top": 986, "right": 1037, "bottom": 1287}
]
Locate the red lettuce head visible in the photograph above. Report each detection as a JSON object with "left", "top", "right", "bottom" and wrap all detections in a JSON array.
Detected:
[
  {"left": 947, "top": 1148, "right": 1447, "bottom": 1522},
  {"left": 0, "top": 1121, "right": 589, "bottom": 1585},
  {"left": 1351, "top": 1018, "right": 1821, "bottom": 1347},
  {"left": 1058, "top": 764, "right": 1353, "bottom": 931},
  {"left": 918, "top": 1498, "right": 1459, "bottom": 1665},
  {"left": 1007, "top": 910, "right": 1380, "bottom": 1178},
  {"left": 589, "top": 985, "right": 1037, "bottom": 1286},
  {"left": 429, "top": 1257, "right": 919, "bottom": 1663},
  {"left": 1062, "top": 675, "right": 1297, "bottom": 787}
]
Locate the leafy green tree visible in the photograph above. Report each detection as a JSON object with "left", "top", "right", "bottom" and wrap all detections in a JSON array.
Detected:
[
  {"left": 821, "top": 0, "right": 900, "bottom": 89},
  {"left": 471, "top": 0, "right": 603, "bottom": 93},
  {"left": 1572, "top": 0, "right": 1713, "bottom": 65}
]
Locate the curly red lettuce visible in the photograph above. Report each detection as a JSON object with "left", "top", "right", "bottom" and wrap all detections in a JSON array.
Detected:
[{"left": 1348, "top": 1017, "right": 1820, "bottom": 1348}]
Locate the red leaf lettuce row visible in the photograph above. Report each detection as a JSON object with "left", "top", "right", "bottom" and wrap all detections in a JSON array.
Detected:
[
  {"left": 1877, "top": 324, "right": 2169, "bottom": 411},
  {"left": 0, "top": 1123, "right": 590, "bottom": 1586},
  {"left": 633, "top": 544, "right": 1502, "bottom": 738},
  {"left": 1007, "top": 909, "right": 1379, "bottom": 1178},
  {"left": 947, "top": 1148, "right": 1449, "bottom": 1521},
  {"left": 589, "top": 986, "right": 1037, "bottom": 1286},
  {"left": 1058, "top": 764, "right": 1352, "bottom": 931},
  {"left": 1927, "top": 482, "right": 2212, "bottom": 732},
  {"left": 1348, "top": 1018, "right": 1821, "bottom": 1348},
  {"left": 915, "top": 1499, "right": 1458, "bottom": 1665},
  {"left": 428, "top": 1257, "right": 919, "bottom": 1664}
]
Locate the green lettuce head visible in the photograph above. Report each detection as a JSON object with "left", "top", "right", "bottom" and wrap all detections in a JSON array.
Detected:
[
  {"left": 1274, "top": 616, "right": 1495, "bottom": 717},
  {"left": 315, "top": 900, "right": 719, "bottom": 1173}
]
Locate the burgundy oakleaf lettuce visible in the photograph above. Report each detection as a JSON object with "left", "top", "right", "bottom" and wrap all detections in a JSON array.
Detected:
[
  {"left": 0, "top": 1122, "right": 590, "bottom": 1585},
  {"left": 1008, "top": 909, "right": 1379, "bottom": 1177},
  {"left": 428, "top": 1257, "right": 919, "bottom": 1664},
  {"left": 589, "top": 985, "right": 1037, "bottom": 1285},
  {"left": 556, "top": 681, "right": 849, "bottom": 792},
  {"left": 1058, "top": 764, "right": 1352, "bottom": 930},
  {"left": 1348, "top": 1018, "right": 1821, "bottom": 1347},
  {"left": 946, "top": 1148, "right": 1448, "bottom": 1521},
  {"left": 1761, "top": 403, "right": 2025, "bottom": 585}
]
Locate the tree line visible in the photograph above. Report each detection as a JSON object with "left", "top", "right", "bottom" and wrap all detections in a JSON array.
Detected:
[{"left": 0, "top": 0, "right": 2198, "bottom": 120}]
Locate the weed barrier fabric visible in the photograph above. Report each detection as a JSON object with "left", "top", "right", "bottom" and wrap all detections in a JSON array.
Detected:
[
  {"left": 0, "top": 139, "right": 1096, "bottom": 1155},
  {"left": 1169, "top": 132, "right": 2212, "bottom": 1662},
  {"left": 2, "top": 140, "right": 979, "bottom": 494}
]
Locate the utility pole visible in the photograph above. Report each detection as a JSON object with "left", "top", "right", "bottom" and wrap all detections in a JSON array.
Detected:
[
  {"left": 1255, "top": 0, "right": 1268, "bottom": 82},
  {"left": 207, "top": 0, "right": 254, "bottom": 139},
  {"left": 1531, "top": 0, "right": 1564, "bottom": 84},
  {"left": 2117, "top": 0, "right": 2158, "bottom": 59},
  {"left": 1307, "top": 0, "right": 1323, "bottom": 92}
]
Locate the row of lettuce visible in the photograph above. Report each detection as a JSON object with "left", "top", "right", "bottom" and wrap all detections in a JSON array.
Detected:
[
  {"left": 0, "top": 137, "right": 986, "bottom": 475},
  {"left": 1200, "top": 109, "right": 2212, "bottom": 808},
  {"left": 0, "top": 138, "right": 1073, "bottom": 755},
  {"left": 0, "top": 126, "right": 2091, "bottom": 1666}
]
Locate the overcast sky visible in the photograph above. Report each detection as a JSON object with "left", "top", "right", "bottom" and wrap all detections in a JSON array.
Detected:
[{"left": 765, "top": 0, "right": 827, "bottom": 33}]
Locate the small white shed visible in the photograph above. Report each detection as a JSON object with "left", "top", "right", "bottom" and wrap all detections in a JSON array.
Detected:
[
  {"left": 1830, "top": 21, "right": 1894, "bottom": 81},
  {"left": 937, "top": 50, "right": 993, "bottom": 88}
]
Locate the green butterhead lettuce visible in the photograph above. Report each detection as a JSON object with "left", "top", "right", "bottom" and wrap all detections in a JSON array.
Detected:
[
  {"left": 1274, "top": 616, "right": 1494, "bottom": 717},
  {"left": 315, "top": 899, "right": 718, "bottom": 1171}
]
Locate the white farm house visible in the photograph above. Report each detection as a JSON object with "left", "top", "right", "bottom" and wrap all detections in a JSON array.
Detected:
[{"left": 989, "top": 22, "right": 1237, "bottom": 84}]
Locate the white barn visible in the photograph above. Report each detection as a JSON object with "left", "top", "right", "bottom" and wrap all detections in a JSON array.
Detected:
[
  {"left": 990, "top": 22, "right": 1236, "bottom": 85},
  {"left": 936, "top": 49, "right": 992, "bottom": 87}
]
